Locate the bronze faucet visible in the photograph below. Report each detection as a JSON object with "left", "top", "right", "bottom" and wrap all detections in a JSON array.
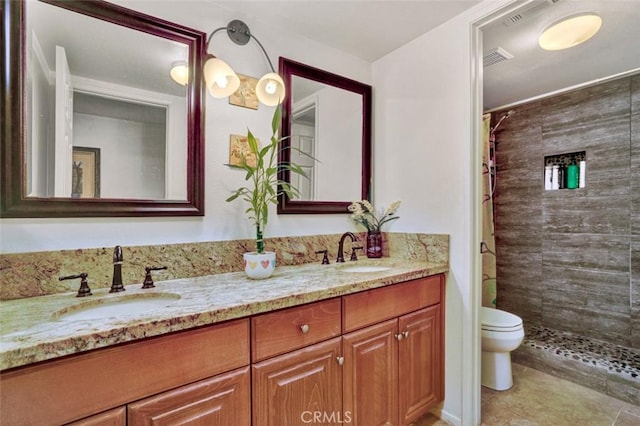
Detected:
[
  {"left": 59, "top": 272, "right": 92, "bottom": 297},
  {"left": 110, "top": 245, "right": 125, "bottom": 293},
  {"left": 336, "top": 232, "right": 357, "bottom": 263}
]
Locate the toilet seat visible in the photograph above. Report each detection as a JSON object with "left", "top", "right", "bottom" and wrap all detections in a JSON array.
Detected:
[{"left": 481, "top": 307, "right": 523, "bottom": 332}]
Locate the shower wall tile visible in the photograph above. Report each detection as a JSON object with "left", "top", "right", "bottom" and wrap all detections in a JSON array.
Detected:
[
  {"left": 632, "top": 75, "right": 640, "bottom": 348},
  {"left": 632, "top": 239, "right": 639, "bottom": 348},
  {"left": 541, "top": 78, "right": 630, "bottom": 132},
  {"left": 493, "top": 74, "right": 637, "bottom": 348},
  {"left": 631, "top": 74, "right": 640, "bottom": 236},
  {"left": 542, "top": 193, "right": 629, "bottom": 235},
  {"left": 542, "top": 233, "right": 631, "bottom": 345},
  {"left": 542, "top": 233, "right": 630, "bottom": 272},
  {"left": 493, "top": 102, "right": 544, "bottom": 326},
  {"left": 495, "top": 230, "right": 543, "bottom": 325}
]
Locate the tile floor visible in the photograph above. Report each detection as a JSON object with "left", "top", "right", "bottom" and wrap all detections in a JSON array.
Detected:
[{"left": 415, "top": 363, "right": 640, "bottom": 426}]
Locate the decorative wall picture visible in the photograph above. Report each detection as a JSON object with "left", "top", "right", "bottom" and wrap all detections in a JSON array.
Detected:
[
  {"left": 229, "top": 74, "right": 259, "bottom": 109},
  {"left": 72, "top": 147, "right": 100, "bottom": 198},
  {"left": 229, "top": 134, "right": 258, "bottom": 168}
]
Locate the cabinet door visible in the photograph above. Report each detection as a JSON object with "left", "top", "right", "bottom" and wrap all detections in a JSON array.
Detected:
[
  {"left": 66, "top": 407, "right": 126, "bottom": 426},
  {"left": 343, "top": 319, "right": 398, "bottom": 426},
  {"left": 252, "top": 337, "right": 343, "bottom": 426},
  {"left": 398, "top": 305, "right": 443, "bottom": 425},
  {"left": 128, "top": 366, "right": 250, "bottom": 426}
]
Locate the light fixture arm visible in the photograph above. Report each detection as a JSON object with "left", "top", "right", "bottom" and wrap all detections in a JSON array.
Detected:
[{"left": 206, "top": 20, "right": 276, "bottom": 72}]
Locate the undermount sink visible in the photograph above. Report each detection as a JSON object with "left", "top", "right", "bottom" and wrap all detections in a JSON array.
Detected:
[
  {"left": 339, "top": 265, "right": 391, "bottom": 273},
  {"left": 52, "top": 292, "right": 181, "bottom": 321}
]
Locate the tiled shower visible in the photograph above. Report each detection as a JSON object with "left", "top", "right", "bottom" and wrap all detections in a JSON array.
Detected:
[{"left": 491, "top": 74, "right": 639, "bottom": 405}]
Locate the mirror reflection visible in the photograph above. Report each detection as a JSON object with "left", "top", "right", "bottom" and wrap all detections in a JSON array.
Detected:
[
  {"left": 289, "top": 76, "right": 362, "bottom": 201},
  {"left": 25, "top": 0, "right": 189, "bottom": 201},
  {"left": 278, "top": 58, "right": 372, "bottom": 214}
]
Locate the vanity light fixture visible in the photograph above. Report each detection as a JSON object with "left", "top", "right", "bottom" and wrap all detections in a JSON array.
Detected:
[
  {"left": 204, "top": 19, "right": 285, "bottom": 106},
  {"left": 538, "top": 13, "right": 602, "bottom": 51},
  {"left": 169, "top": 61, "right": 189, "bottom": 86}
]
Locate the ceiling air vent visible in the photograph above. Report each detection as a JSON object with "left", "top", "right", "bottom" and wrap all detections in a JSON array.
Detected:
[
  {"left": 483, "top": 47, "right": 514, "bottom": 67},
  {"left": 504, "top": 13, "right": 525, "bottom": 26},
  {"left": 502, "top": 0, "right": 560, "bottom": 27}
]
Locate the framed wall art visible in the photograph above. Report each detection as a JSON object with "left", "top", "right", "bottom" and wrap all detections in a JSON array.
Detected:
[
  {"left": 72, "top": 146, "right": 100, "bottom": 198},
  {"left": 229, "top": 74, "right": 259, "bottom": 110},
  {"left": 228, "top": 134, "right": 258, "bottom": 168}
]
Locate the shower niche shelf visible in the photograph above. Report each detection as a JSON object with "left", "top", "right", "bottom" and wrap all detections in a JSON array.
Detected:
[{"left": 543, "top": 151, "right": 586, "bottom": 191}]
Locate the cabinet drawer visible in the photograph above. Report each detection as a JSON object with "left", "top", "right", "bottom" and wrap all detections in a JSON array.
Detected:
[
  {"left": 251, "top": 298, "right": 342, "bottom": 362},
  {"left": 342, "top": 274, "right": 443, "bottom": 333}
]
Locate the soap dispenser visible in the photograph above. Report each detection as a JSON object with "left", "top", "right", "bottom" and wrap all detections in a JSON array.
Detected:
[
  {"left": 567, "top": 160, "right": 579, "bottom": 189},
  {"left": 558, "top": 163, "right": 566, "bottom": 189}
]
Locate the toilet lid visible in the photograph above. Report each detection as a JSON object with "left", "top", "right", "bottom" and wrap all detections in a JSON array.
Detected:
[{"left": 481, "top": 307, "right": 522, "bottom": 329}]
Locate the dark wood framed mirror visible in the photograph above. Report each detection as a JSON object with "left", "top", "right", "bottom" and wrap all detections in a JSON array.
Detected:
[
  {"left": 277, "top": 57, "right": 372, "bottom": 214},
  {"left": 1, "top": 0, "right": 205, "bottom": 218}
]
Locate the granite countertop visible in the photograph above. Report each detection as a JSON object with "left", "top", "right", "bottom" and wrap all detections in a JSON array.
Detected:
[{"left": 0, "top": 258, "right": 448, "bottom": 371}]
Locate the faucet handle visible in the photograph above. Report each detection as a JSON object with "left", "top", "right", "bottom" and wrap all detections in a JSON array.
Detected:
[
  {"left": 60, "top": 272, "right": 92, "bottom": 297},
  {"left": 350, "top": 246, "right": 364, "bottom": 261},
  {"left": 113, "top": 245, "right": 123, "bottom": 263},
  {"left": 315, "top": 250, "right": 330, "bottom": 265},
  {"left": 142, "top": 266, "right": 168, "bottom": 289}
]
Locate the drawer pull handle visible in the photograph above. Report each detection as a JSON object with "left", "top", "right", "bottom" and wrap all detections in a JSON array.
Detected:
[
  {"left": 336, "top": 356, "right": 345, "bottom": 366},
  {"left": 300, "top": 324, "right": 310, "bottom": 334},
  {"left": 395, "top": 333, "right": 404, "bottom": 341},
  {"left": 402, "top": 330, "right": 410, "bottom": 339}
]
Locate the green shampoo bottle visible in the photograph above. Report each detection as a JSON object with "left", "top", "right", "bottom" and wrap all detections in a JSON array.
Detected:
[{"left": 567, "top": 161, "right": 579, "bottom": 189}]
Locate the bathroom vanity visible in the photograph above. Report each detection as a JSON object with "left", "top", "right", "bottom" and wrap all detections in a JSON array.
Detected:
[{"left": 0, "top": 259, "right": 446, "bottom": 425}]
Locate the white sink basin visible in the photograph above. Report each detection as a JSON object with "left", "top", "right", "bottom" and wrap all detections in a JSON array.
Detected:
[
  {"left": 53, "top": 293, "right": 181, "bottom": 321},
  {"left": 339, "top": 265, "right": 391, "bottom": 273}
]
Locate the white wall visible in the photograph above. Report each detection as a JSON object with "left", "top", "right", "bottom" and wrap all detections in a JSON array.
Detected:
[
  {"left": 73, "top": 113, "right": 166, "bottom": 199},
  {"left": 315, "top": 87, "right": 361, "bottom": 200},
  {"left": 372, "top": 1, "right": 512, "bottom": 425},
  {"left": 0, "top": 3, "right": 371, "bottom": 253},
  {"left": 3, "top": 2, "right": 516, "bottom": 425}
]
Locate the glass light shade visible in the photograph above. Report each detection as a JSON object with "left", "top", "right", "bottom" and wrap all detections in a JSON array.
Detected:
[
  {"left": 170, "top": 62, "right": 189, "bottom": 86},
  {"left": 539, "top": 14, "right": 602, "bottom": 51},
  {"left": 256, "top": 72, "right": 286, "bottom": 106},
  {"left": 203, "top": 56, "right": 240, "bottom": 97}
]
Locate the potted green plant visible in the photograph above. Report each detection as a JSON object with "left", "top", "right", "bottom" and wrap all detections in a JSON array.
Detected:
[{"left": 226, "top": 107, "right": 308, "bottom": 279}]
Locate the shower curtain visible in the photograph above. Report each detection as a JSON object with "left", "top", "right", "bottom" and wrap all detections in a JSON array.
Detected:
[{"left": 481, "top": 113, "right": 497, "bottom": 308}]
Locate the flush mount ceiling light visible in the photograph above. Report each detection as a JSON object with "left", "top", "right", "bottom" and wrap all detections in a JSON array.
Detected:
[
  {"left": 204, "top": 19, "right": 285, "bottom": 106},
  {"left": 170, "top": 61, "right": 189, "bottom": 86},
  {"left": 538, "top": 13, "right": 602, "bottom": 51}
]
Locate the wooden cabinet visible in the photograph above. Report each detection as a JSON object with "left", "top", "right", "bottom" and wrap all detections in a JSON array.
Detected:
[
  {"left": 342, "top": 275, "right": 445, "bottom": 426},
  {"left": 0, "top": 319, "right": 249, "bottom": 425},
  {"left": 343, "top": 319, "right": 399, "bottom": 425},
  {"left": 66, "top": 407, "right": 126, "bottom": 426},
  {"left": 252, "top": 274, "right": 445, "bottom": 426},
  {"left": 128, "top": 366, "right": 250, "bottom": 426},
  {"left": 342, "top": 309, "right": 443, "bottom": 426},
  {"left": 398, "top": 305, "right": 443, "bottom": 425},
  {"left": 252, "top": 337, "right": 343, "bottom": 426},
  {"left": 2, "top": 273, "right": 444, "bottom": 426}
]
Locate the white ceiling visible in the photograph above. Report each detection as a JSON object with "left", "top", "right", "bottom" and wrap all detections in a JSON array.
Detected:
[
  {"left": 208, "top": 1, "right": 481, "bottom": 62},
  {"left": 31, "top": 0, "right": 640, "bottom": 111},
  {"left": 482, "top": 0, "right": 640, "bottom": 110},
  {"left": 207, "top": 0, "right": 640, "bottom": 110}
]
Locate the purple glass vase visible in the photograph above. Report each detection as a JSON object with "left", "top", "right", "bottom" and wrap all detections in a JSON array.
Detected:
[{"left": 366, "top": 231, "right": 383, "bottom": 258}]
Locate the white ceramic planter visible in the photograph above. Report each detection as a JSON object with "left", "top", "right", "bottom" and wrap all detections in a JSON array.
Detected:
[{"left": 243, "top": 251, "right": 276, "bottom": 279}]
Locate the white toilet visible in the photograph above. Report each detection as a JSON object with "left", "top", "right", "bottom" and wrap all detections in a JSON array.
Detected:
[{"left": 481, "top": 307, "right": 524, "bottom": 391}]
